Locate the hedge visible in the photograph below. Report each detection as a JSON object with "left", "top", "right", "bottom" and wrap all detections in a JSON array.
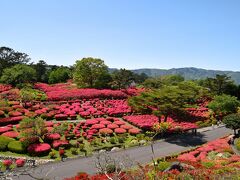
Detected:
[
  {"left": 8, "top": 141, "right": 26, "bottom": 153},
  {"left": 0, "top": 135, "right": 15, "bottom": 151}
]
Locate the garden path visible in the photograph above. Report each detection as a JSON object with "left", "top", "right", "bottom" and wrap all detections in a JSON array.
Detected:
[{"left": 15, "top": 126, "right": 232, "bottom": 180}]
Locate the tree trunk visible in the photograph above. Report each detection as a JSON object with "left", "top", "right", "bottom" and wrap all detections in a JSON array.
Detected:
[{"left": 163, "top": 115, "right": 168, "bottom": 122}]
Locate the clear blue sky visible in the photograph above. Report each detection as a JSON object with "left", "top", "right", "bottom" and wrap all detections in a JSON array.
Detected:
[{"left": 1, "top": 0, "right": 240, "bottom": 71}]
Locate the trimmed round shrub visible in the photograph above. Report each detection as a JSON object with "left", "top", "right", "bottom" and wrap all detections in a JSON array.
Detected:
[
  {"left": 99, "top": 128, "right": 113, "bottom": 135},
  {"left": 0, "top": 135, "right": 15, "bottom": 151},
  {"left": 114, "top": 128, "right": 127, "bottom": 134},
  {"left": 52, "top": 140, "right": 69, "bottom": 149},
  {"left": 45, "top": 133, "right": 61, "bottom": 141},
  {"left": 45, "top": 121, "right": 54, "bottom": 127},
  {"left": 8, "top": 141, "right": 26, "bottom": 153},
  {"left": 91, "top": 124, "right": 105, "bottom": 129},
  {"left": 107, "top": 124, "right": 119, "bottom": 129},
  {"left": 129, "top": 128, "right": 141, "bottom": 135},
  {"left": 113, "top": 121, "right": 125, "bottom": 125},
  {"left": 120, "top": 125, "right": 133, "bottom": 130},
  {"left": 27, "top": 143, "right": 51, "bottom": 156},
  {"left": 16, "top": 158, "right": 25, "bottom": 167},
  {"left": 0, "top": 126, "right": 12, "bottom": 134},
  {"left": 100, "top": 121, "right": 112, "bottom": 125},
  {"left": 2, "top": 131, "right": 19, "bottom": 138},
  {"left": 8, "top": 111, "right": 22, "bottom": 117},
  {"left": 85, "top": 119, "right": 99, "bottom": 125}
]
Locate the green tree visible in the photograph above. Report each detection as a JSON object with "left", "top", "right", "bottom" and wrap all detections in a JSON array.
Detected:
[
  {"left": 19, "top": 117, "right": 47, "bottom": 144},
  {"left": 73, "top": 57, "right": 109, "bottom": 88},
  {"left": 111, "top": 69, "right": 134, "bottom": 89},
  {"left": 48, "top": 66, "right": 70, "bottom": 84},
  {"left": 223, "top": 113, "right": 240, "bottom": 135},
  {"left": 0, "top": 47, "right": 30, "bottom": 75},
  {"left": 33, "top": 60, "right": 48, "bottom": 82},
  {"left": 208, "top": 94, "right": 240, "bottom": 117},
  {"left": 143, "top": 75, "right": 184, "bottom": 89},
  {"left": 128, "top": 86, "right": 191, "bottom": 122},
  {"left": 0, "top": 64, "right": 36, "bottom": 86},
  {"left": 200, "top": 74, "right": 235, "bottom": 95}
]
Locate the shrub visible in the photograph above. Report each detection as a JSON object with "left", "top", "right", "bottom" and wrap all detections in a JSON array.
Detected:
[
  {"left": 99, "top": 128, "right": 113, "bottom": 135},
  {"left": 2, "top": 159, "right": 12, "bottom": 167},
  {"left": 107, "top": 124, "right": 119, "bottom": 129},
  {"left": 158, "top": 161, "right": 171, "bottom": 171},
  {"left": 70, "top": 147, "right": 78, "bottom": 155},
  {"left": 0, "top": 126, "right": 12, "bottom": 134},
  {"left": 52, "top": 140, "right": 69, "bottom": 149},
  {"left": 2, "top": 131, "right": 19, "bottom": 138},
  {"left": 44, "top": 133, "right": 61, "bottom": 141},
  {"left": 236, "top": 138, "right": 240, "bottom": 151},
  {"left": 15, "top": 158, "right": 25, "bottom": 167},
  {"left": 27, "top": 143, "right": 51, "bottom": 156},
  {"left": 49, "top": 151, "right": 56, "bottom": 159},
  {"left": 0, "top": 135, "right": 15, "bottom": 151},
  {"left": 129, "top": 128, "right": 141, "bottom": 135},
  {"left": 8, "top": 141, "right": 26, "bottom": 153},
  {"left": 114, "top": 128, "right": 127, "bottom": 134},
  {"left": 202, "top": 161, "right": 215, "bottom": 168}
]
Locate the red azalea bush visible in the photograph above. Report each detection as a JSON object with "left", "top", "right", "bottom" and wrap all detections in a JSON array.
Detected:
[
  {"left": 34, "top": 83, "right": 128, "bottom": 101},
  {"left": 8, "top": 111, "right": 22, "bottom": 117},
  {"left": 0, "top": 126, "right": 12, "bottom": 134},
  {"left": 114, "top": 128, "right": 127, "bottom": 134},
  {"left": 2, "top": 131, "right": 19, "bottom": 138},
  {"left": 99, "top": 128, "right": 113, "bottom": 135},
  {"left": 45, "top": 133, "right": 61, "bottom": 141},
  {"left": 0, "top": 84, "right": 12, "bottom": 93},
  {"left": 52, "top": 140, "right": 69, "bottom": 149},
  {"left": 129, "top": 128, "right": 141, "bottom": 134},
  {"left": 27, "top": 143, "right": 51, "bottom": 156},
  {"left": 2, "top": 159, "right": 12, "bottom": 167},
  {"left": 107, "top": 124, "right": 119, "bottom": 129},
  {"left": 15, "top": 158, "right": 25, "bottom": 167}
]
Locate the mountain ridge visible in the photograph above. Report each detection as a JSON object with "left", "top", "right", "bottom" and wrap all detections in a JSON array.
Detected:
[{"left": 109, "top": 67, "right": 240, "bottom": 84}]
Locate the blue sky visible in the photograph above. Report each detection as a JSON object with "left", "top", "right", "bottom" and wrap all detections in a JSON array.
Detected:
[{"left": 1, "top": 0, "right": 240, "bottom": 71}]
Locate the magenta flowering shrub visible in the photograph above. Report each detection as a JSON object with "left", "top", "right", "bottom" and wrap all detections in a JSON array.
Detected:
[
  {"left": 2, "top": 131, "right": 19, "bottom": 138},
  {"left": 15, "top": 158, "right": 25, "bottom": 167},
  {"left": 27, "top": 143, "right": 51, "bottom": 156},
  {"left": 35, "top": 83, "right": 128, "bottom": 101},
  {"left": 0, "top": 84, "right": 12, "bottom": 93}
]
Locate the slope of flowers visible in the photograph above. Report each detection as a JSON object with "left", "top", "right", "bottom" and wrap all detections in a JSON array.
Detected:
[
  {"left": 0, "top": 84, "right": 12, "bottom": 93},
  {"left": 35, "top": 83, "right": 128, "bottom": 100},
  {"left": 123, "top": 115, "right": 198, "bottom": 131}
]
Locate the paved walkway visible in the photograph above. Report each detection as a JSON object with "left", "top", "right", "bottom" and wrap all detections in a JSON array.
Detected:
[{"left": 15, "top": 126, "right": 232, "bottom": 180}]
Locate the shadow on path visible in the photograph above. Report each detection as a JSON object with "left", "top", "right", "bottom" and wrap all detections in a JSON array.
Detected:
[{"left": 164, "top": 132, "right": 207, "bottom": 147}]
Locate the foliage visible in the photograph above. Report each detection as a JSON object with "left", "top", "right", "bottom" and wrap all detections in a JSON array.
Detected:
[
  {"left": 111, "top": 68, "right": 134, "bottom": 89},
  {"left": 201, "top": 161, "right": 215, "bottom": 168},
  {"left": 0, "top": 46, "right": 30, "bottom": 76},
  {"left": 235, "top": 138, "right": 240, "bottom": 151},
  {"left": 157, "top": 161, "right": 171, "bottom": 171},
  {"left": 0, "top": 135, "right": 15, "bottom": 151},
  {"left": 128, "top": 86, "right": 193, "bottom": 122},
  {"left": 33, "top": 60, "right": 48, "bottom": 82},
  {"left": 7, "top": 141, "right": 26, "bottom": 153},
  {"left": 73, "top": 57, "right": 110, "bottom": 88},
  {"left": 48, "top": 67, "right": 71, "bottom": 84},
  {"left": 208, "top": 94, "right": 240, "bottom": 116},
  {"left": 199, "top": 74, "right": 236, "bottom": 95},
  {"left": 19, "top": 117, "right": 47, "bottom": 144},
  {"left": 223, "top": 113, "right": 240, "bottom": 132},
  {"left": 20, "top": 88, "right": 47, "bottom": 101},
  {"left": 0, "top": 64, "right": 36, "bottom": 86}
]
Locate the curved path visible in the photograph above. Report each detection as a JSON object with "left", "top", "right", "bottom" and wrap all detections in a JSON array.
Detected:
[{"left": 16, "top": 126, "right": 232, "bottom": 180}]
